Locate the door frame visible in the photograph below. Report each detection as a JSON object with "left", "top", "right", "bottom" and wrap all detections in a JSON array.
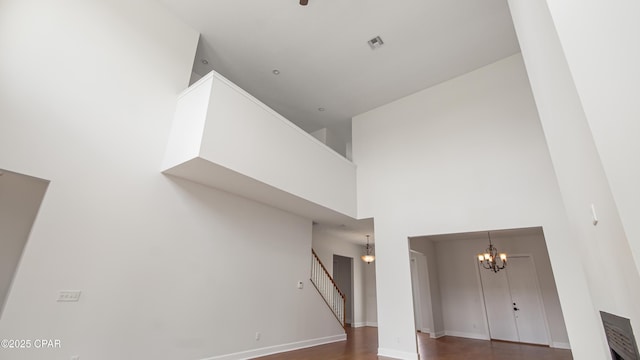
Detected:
[
  {"left": 332, "top": 254, "right": 354, "bottom": 325},
  {"left": 476, "top": 253, "right": 552, "bottom": 345},
  {"left": 409, "top": 251, "right": 424, "bottom": 332}
]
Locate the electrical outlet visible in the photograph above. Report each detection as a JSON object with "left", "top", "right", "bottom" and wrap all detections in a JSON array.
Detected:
[
  {"left": 255, "top": 332, "right": 261, "bottom": 341},
  {"left": 57, "top": 290, "right": 81, "bottom": 302},
  {"left": 71, "top": 356, "right": 80, "bottom": 360}
]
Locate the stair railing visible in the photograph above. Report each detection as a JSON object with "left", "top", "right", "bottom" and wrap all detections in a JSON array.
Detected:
[{"left": 310, "top": 249, "right": 346, "bottom": 329}]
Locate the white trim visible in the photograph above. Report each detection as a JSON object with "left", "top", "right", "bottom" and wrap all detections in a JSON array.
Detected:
[
  {"left": 420, "top": 327, "right": 431, "bottom": 333},
  {"left": 199, "top": 334, "right": 346, "bottom": 360},
  {"left": 444, "top": 330, "right": 490, "bottom": 340},
  {"left": 552, "top": 342, "right": 571, "bottom": 349},
  {"left": 378, "top": 348, "right": 419, "bottom": 360},
  {"left": 431, "top": 331, "right": 446, "bottom": 339},
  {"left": 409, "top": 253, "right": 424, "bottom": 334},
  {"left": 352, "top": 322, "right": 378, "bottom": 328},
  {"left": 178, "top": 70, "right": 214, "bottom": 98}
]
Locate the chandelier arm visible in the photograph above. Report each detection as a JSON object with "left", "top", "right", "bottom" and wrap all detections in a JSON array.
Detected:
[{"left": 479, "top": 232, "right": 507, "bottom": 273}]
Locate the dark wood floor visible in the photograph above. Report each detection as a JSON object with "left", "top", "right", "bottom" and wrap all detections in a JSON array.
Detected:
[{"left": 254, "top": 327, "right": 573, "bottom": 360}]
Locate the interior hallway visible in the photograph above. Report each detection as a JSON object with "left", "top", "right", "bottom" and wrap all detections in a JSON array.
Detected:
[{"left": 254, "top": 326, "right": 573, "bottom": 360}]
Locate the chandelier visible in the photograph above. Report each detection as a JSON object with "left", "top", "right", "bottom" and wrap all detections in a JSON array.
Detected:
[
  {"left": 361, "top": 235, "right": 375, "bottom": 264},
  {"left": 477, "top": 232, "right": 507, "bottom": 273}
]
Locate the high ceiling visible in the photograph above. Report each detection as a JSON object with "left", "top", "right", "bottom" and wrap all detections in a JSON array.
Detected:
[
  {"left": 160, "top": 0, "right": 519, "bottom": 144},
  {"left": 158, "top": 0, "right": 520, "bottom": 242}
]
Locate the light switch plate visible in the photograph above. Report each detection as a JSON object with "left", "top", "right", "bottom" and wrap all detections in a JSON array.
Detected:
[{"left": 57, "top": 290, "right": 82, "bottom": 302}]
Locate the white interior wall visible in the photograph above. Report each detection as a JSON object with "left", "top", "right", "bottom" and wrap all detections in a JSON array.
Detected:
[
  {"left": 189, "top": 71, "right": 203, "bottom": 86},
  {"left": 0, "top": 171, "right": 48, "bottom": 316},
  {"left": 434, "top": 239, "right": 489, "bottom": 340},
  {"left": 310, "top": 128, "right": 328, "bottom": 144},
  {"left": 363, "top": 257, "right": 378, "bottom": 326},
  {"left": 352, "top": 53, "right": 594, "bottom": 358},
  {"left": 0, "top": 1, "right": 344, "bottom": 359},
  {"left": 309, "top": 127, "right": 347, "bottom": 158},
  {"left": 542, "top": 0, "right": 640, "bottom": 274},
  {"left": 312, "top": 226, "right": 378, "bottom": 327},
  {"left": 509, "top": 0, "right": 640, "bottom": 357},
  {"left": 324, "top": 128, "right": 346, "bottom": 158}
]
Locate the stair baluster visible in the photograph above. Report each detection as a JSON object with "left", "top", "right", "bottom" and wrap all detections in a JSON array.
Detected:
[{"left": 310, "top": 249, "right": 346, "bottom": 329}]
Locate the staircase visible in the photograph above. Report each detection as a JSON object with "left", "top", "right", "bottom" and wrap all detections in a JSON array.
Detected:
[{"left": 310, "top": 249, "right": 346, "bottom": 329}]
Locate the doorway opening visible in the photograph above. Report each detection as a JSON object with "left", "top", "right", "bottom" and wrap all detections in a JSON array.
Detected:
[
  {"left": 408, "top": 227, "right": 571, "bottom": 350},
  {"left": 333, "top": 254, "right": 354, "bottom": 326},
  {"left": 479, "top": 254, "right": 550, "bottom": 345},
  {"left": 0, "top": 168, "right": 49, "bottom": 317}
]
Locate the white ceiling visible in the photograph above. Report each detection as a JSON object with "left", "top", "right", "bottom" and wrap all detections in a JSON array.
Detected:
[
  {"left": 160, "top": 0, "right": 520, "bottom": 142},
  {"left": 158, "top": 0, "right": 520, "bottom": 240},
  {"left": 314, "top": 218, "right": 375, "bottom": 245}
]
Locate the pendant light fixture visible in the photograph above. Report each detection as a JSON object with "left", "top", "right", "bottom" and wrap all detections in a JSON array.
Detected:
[
  {"left": 361, "top": 235, "right": 375, "bottom": 264},
  {"left": 477, "top": 231, "right": 507, "bottom": 273}
]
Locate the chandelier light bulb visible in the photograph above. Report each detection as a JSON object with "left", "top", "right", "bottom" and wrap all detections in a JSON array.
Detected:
[{"left": 478, "top": 232, "right": 507, "bottom": 273}]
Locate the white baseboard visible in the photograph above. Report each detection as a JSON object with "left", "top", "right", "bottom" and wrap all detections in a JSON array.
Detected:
[
  {"left": 352, "top": 322, "right": 377, "bottom": 328},
  {"left": 552, "top": 341, "right": 571, "bottom": 349},
  {"left": 419, "top": 327, "right": 431, "bottom": 333},
  {"left": 378, "top": 347, "right": 419, "bottom": 360},
  {"left": 200, "top": 334, "right": 346, "bottom": 360},
  {"left": 444, "top": 330, "right": 489, "bottom": 340},
  {"left": 430, "top": 331, "right": 446, "bottom": 339}
]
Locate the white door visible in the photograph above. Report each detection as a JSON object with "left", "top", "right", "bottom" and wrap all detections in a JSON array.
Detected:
[
  {"left": 506, "top": 256, "right": 549, "bottom": 345},
  {"left": 479, "top": 264, "right": 519, "bottom": 342},
  {"left": 479, "top": 255, "right": 549, "bottom": 345}
]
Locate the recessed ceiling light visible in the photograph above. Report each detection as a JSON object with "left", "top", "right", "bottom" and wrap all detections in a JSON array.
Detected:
[
  {"left": 318, "top": 107, "right": 325, "bottom": 112},
  {"left": 368, "top": 36, "right": 384, "bottom": 50},
  {"left": 272, "top": 69, "right": 280, "bottom": 75},
  {"left": 201, "top": 59, "right": 209, "bottom": 65}
]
